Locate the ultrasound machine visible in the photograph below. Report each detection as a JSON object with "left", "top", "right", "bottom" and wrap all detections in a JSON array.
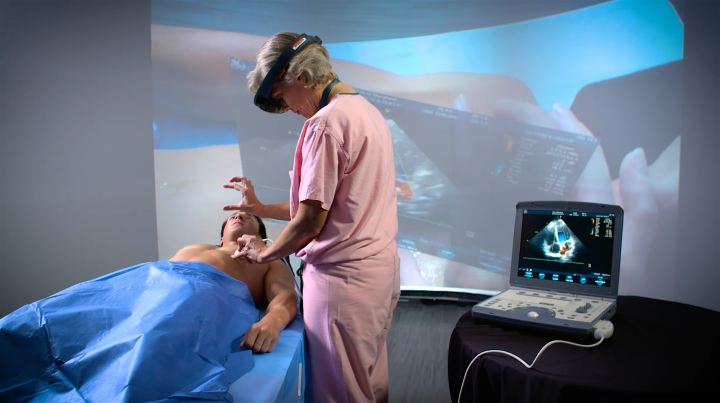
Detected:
[{"left": 472, "top": 201, "right": 623, "bottom": 336}]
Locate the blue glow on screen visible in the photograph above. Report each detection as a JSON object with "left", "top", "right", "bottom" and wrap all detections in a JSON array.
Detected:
[{"left": 326, "top": 0, "right": 683, "bottom": 110}]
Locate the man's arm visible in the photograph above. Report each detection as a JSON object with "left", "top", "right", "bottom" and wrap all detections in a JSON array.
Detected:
[{"left": 239, "top": 259, "right": 298, "bottom": 353}]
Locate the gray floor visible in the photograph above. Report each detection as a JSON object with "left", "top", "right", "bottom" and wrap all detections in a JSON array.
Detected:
[{"left": 387, "top": 298, "right": 475, "bottom": 403}]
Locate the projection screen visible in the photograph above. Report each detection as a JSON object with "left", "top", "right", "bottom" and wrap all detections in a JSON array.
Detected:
[{"left": 151, "top": 0, "right": 688, "bottom": 304}]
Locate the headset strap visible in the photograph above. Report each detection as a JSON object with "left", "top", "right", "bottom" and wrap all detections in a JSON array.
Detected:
[
  {"left": 255, "top": 34, "right": 322, "bottom": 99},
  {"left": 318, "top": 77, "right": 341, "bottom": 110}
]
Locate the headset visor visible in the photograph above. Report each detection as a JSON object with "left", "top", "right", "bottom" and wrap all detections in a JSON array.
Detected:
[
  {"left": 253, "top": 34, "right": 322, "bottom": 113},
  {"left": 253, "top": 93, "right": 284, "bottom": 114}
]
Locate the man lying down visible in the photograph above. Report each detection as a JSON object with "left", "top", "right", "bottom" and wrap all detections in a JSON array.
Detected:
[{"left": 0, "top": 211, "right": 298, "bottom": 402}]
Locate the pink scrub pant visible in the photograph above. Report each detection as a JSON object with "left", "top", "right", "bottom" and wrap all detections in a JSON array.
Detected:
[{"left": 303, "top": 245, "right": 401, "bottom": 403}]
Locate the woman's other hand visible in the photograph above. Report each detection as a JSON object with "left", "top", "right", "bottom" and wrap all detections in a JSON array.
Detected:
[{"left": 223, "top": 176, "right": 264, "bottom": 215}]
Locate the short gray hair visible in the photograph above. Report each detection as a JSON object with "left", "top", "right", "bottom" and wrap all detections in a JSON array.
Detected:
[{"left": 247, "top": 32, "right": 337, "bottom": 94}]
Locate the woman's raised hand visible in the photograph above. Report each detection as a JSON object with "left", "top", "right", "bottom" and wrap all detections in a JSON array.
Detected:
[{"left": 223, "top": 176, "right": 264, "bottom": 215}]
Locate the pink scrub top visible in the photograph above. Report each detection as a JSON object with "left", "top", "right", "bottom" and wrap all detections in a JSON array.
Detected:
[{"left": 289, "top": 93, "right": 398, "bottom": 265}]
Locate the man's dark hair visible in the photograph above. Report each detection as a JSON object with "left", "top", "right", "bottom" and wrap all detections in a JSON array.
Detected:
[{"left": 221, "top": 214, "right": 267, "bottom": 242}]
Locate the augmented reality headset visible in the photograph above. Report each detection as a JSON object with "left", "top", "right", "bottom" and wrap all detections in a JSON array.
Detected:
[{"left": 253, "top": 34, "right": 323, "bottom": 113}]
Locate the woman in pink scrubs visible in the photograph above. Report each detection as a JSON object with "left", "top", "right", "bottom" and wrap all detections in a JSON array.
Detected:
[{"left": 223, "top": 32, "right": 400, "bottom": 403}]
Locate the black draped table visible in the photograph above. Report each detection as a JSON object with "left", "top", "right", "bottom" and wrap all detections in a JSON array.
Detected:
[{"left": 448, "top": 296, "right": 720, "bottom": 403}]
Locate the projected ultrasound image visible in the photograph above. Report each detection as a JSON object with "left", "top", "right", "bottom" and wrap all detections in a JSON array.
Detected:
[
  {"left": 388, "top": 119, "right": 460, "bottom": 219},
  {"left": 358, "top": 90, "right": 599, "bottom": 273},
  {"left": 518, "top": 211, "right": 615, "bottom": 287}
]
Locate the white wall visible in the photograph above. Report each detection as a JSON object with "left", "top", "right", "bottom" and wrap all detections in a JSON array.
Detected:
[
  {"left": 0, "top": 0, "right": 158, "bottom": 316},
  {"left": 675, "top": 0, "right": 720, "bottom": 311},
  {"left": 0, "top": 1, "right": 4, "bottom": 305}
]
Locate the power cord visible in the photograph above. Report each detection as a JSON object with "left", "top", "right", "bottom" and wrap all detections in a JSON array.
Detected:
[{"left": 456, "top": 320, "right": 614, "bottom": 403}]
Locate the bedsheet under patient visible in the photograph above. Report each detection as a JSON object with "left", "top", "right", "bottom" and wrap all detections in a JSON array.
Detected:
[{"left": 0, "top": 260, "right": 260, "bottom": 402}]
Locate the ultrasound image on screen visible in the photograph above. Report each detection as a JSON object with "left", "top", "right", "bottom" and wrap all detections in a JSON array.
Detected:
[{"left": 517, "top": 211, "right": 615, "bottom": 287}]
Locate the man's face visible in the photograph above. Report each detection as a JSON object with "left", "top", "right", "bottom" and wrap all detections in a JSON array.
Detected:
[{"left": 222, "top": 212, "right": 260, "bottom": 244}]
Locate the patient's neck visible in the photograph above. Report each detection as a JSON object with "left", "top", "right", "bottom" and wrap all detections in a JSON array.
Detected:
[{"left": 222, "top": 241, "right": 239, "bottom": 250}]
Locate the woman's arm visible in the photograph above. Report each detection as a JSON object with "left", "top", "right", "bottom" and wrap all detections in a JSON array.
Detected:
[
  {"left": 257, "top": 202, "right": 291, "bottom": 221},
  {"left": 256, "top": 200, "right": 327, "bottom": 264},
  {"left": 232, "top": 200, "right": 328, "bottom": 264}
]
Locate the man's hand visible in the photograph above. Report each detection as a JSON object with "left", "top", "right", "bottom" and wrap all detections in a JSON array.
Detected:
[
  {"left": 232, "top": 234, "right": 268, "bottom": 264},
  {"left": 223, "top": 176, "right": 264, "bottom": 215},
  {"left": 240, "top": 315, "right": 283, "bottom": 353}
]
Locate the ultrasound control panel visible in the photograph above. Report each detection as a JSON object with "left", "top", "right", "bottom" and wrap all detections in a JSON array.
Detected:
[{"left": 472, "top": 288, "right": 616, "bottom": 334}]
